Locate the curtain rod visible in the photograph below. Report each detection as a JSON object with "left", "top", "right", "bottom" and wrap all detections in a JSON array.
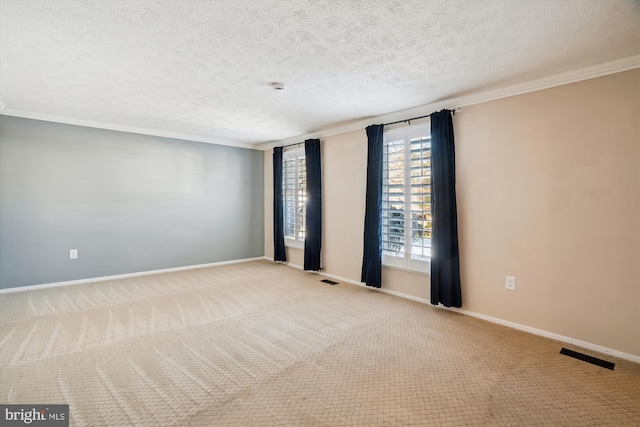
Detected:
[
  {"left": 384, "top": 114, "right": 431, "bottom": 126},
  {"left": 279, "top": 107, "right": 461, "bottom": 148},
  {"left": 383, "top": 108, "right": 460, "bottom": 126},
  {"left": 281, "top": 141, "right": 304, "bottom": 149},
  {"left": 281, "top": 137, "right": 320, "bottom": 149}
]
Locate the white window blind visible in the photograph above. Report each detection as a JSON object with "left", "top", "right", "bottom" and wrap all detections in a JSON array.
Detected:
[
  {"left": 382, "top": 123, "right": 431, "bottom": 273},
  {"left": 283, "top": 147, "right": 306, "bottom": 243}
]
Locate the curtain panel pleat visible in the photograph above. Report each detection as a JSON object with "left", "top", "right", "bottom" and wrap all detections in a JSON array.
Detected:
[
  {"left": 430, "top": 110, "right": 462, "bottom": 307},
  {"left": 304, "top": 139, "right": 322, "bottom": 271},
  {"left": 273, "top": 147, "right": 287, "bottom": 262},
  {"left": 361, "top": 125, "right": 384, "bottom": 288}
]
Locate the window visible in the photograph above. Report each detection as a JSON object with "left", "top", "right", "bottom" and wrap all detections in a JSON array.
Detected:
[
  {"left": 382, "top": 123, "right": 431, "bottom": 273},
  {"left": 283, "top": 147, "right": 306, "bottom": 245}
]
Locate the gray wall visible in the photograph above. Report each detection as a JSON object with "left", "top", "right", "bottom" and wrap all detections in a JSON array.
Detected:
[{"left": 0, "top": 116, "right": 264, "bottom": 289}]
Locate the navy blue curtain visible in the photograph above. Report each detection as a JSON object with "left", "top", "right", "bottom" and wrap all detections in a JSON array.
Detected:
[
  {"left": 430, "top": 110, "right": 462, "bottom": 307},
  {"left": 361, "top": 125, "right": 384, "bottom": 288},
  {"left": 304, "top": 139, "right": 322, "bottom": 271},
  {"left": 273, "top": 147, "right": 287, "bottom": 262}
]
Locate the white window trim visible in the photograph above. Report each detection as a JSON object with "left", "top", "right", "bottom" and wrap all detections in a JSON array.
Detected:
[
  {"left": 285, "top": 237, "right": 304, "bottom": 249},
  {"left": 383, "top": 260, "right": 430, "bottom": 275},
  {"left": 382, "top": 254, "right": 429, "bottom": 274},
  {"left": 283, "top": 146, "right": 306, "bottom": 246},
  {"left": 382, "top": 122, "right": 431, "bottom": 274}
]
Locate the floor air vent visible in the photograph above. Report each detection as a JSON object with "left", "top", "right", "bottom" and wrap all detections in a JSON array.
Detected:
[
  {"left": 320, "top": 279, "right": 338, "bottom": 285},
  {"left": 560, "top": 348, "right": 614, "bottom": 370}
]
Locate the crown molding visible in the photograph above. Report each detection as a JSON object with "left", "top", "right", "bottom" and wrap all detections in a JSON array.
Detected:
[
  {"left": 1, "top": 56, "right": 637, "bottom": 151},
  {"left": 257, "top": 55, "right": 640, "bottom": 151},
  {"left": 0, "top": 109, "right": 258, "bottom": 150}
]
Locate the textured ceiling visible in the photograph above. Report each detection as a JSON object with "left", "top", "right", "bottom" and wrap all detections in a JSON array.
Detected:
[{"left": 1, "top": 0, "right": 639, "bottom": 146}]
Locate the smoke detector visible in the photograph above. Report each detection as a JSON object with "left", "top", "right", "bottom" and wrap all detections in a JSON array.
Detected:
[{"left": 271, "top": 82, "right": 286, "bottom": 91}]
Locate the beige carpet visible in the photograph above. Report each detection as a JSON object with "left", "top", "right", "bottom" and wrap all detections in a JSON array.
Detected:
[{"left": 0, "top": 260, "right": 638, "bottom": 426}]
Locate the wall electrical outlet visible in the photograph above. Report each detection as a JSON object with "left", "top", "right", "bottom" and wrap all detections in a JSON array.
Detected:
[
  {"left": 506, "top": 275, "right": 516, "bottom": 291},
  {"left": 69, "top": 249, "right": 78, "bottom": 260}
]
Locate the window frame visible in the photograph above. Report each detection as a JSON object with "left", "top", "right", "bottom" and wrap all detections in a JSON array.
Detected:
[
  {"left": 282, "top": 146, "right": 306, "bottom": 248},
  {"left": 382, "top": 122, "right": 431, "bottom": 274}
]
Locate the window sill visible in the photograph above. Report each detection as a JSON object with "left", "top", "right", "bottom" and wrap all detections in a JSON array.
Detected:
[
  {"left": 285, "top": 238, "right": 304, "bottom": 249},
  {"left": 382, "top": 254, "right": 430, "bottom": 275},
  {"left": 382, "top": 264, "right": 430, "bottom": 276}
]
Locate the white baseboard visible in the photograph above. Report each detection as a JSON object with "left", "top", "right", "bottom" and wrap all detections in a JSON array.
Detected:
[
  {"left": 7, "top": 256, "right": 637, "bottom": 363},
  {"left": 0, "top": 257, "right": 266, "bottom": 294},
  {"left": 264, "top": 257, "right": 640, "bottom": 364},
  {"left": 445, "top": 307, "right": 640, "bottom": 364}
]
